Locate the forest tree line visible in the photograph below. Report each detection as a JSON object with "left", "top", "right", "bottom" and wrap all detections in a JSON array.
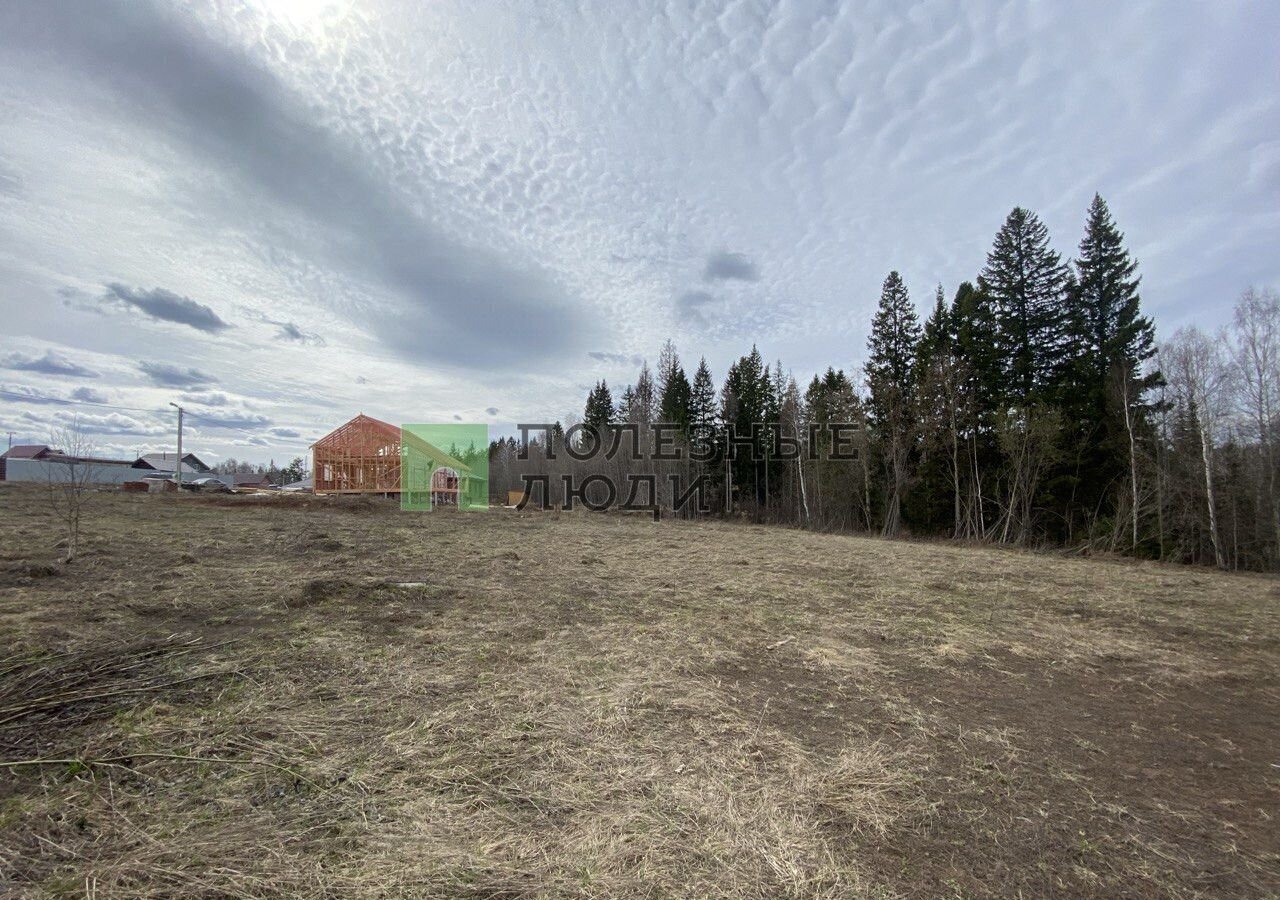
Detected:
[{"left": 490, "top": 195, "right": 1280, "bottom": 571}]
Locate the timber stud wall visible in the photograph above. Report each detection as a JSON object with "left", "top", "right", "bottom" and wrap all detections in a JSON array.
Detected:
[{"left": 312, "top": 413, "right": 402, "bottom": 493}]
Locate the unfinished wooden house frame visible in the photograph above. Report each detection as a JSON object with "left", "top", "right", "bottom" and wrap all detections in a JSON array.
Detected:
[{"left": 311, "top": 413, "right": 482, "bottom": 505}]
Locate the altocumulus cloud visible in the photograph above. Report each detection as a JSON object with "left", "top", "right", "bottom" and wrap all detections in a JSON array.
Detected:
[
  {"left": 138, "top": 361, "right": 218, "bottom": 388},
  {"left": 4, "top": 2, "right": 586, "bottom": 370},
  {"left": 3, "top": 0, "right": 1275, "bottom": 446},
  {"left": 105, "top": 283, "right": 230, "bottom": 333},
  {"left": 2, "top": 350, "right": 97, "bottom": 378}
]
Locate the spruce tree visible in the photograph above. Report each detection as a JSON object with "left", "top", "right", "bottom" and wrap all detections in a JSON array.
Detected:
[
  {"left": 866, "top": 272, "right": 922, "bottom": 408},
  {"left": 951, "top": 281, "right": 1001, "bottom": 423},
  {"left": 916, "top": 284, "right": 951, "bottom": 379},
  {"left": 805, "top": 368, "right": 866, "bottom": 529},
  {"left": 865, "top": 271, "right": 922, "bottom": 535},
  {"left": 689, "top": 357, "right": 717, "bottom": 437},
  {"left": 583, "top": 380, "right": 614, "bottom": 433},
  {"left": 911, "top": 284, "right": 958, "bottom": 532},
  {"left": 662, "top": 367, "right": 692, "bottom": 432},
  {"left": 616, "top": 385, "right": 636, "bottom": 422},
  {"left": 1061, "top": 194, "right": 1161, "bottom": 536},
  {"left": 720, "top": 346, "right": 771, "bottom": 508},
  {"left": 978, "top": 207, "right": 1069, "bottom": 405},
  {"left": 767, "top": 360, "right": 786, "bottom": 426},
  {"left": 944, "top": 281, "right": 1004, "bottom": 537},
  {"left": 1071, "top": 194, "right": 1157, "bottom": 390},
  {"left": 657, "top": 341, "right": 692, "bottom": 433},
  {"left": 632, "top": 363, "right": 657, "bottom": 426}
]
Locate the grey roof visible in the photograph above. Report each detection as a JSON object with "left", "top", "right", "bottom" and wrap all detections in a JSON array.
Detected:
[
  {"left": 135, "top": 452, "right": 210, "bottom": 474},
  {"left": 3, "top": 445, "right": 52, "bottom": 459},
  {"left": 227, "top": 472, "right": 270, "bottom": 485},
  {"left": 56, "top": 455, "right": 136, "bottom": 466}
]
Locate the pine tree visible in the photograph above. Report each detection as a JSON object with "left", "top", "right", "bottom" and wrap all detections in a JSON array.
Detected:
[{"left": 979, "top": 207, "right": 1069, "bottom": 405}]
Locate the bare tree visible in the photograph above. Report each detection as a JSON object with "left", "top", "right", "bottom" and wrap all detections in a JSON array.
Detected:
[
  {"left": 1161, "top": 327, "right": 1231, "bottom": 568},
  {"left": 919, "top": 341, "right": 974, "bottom": 538},
  {"left": 1230, "top": 287, "right": 1280, "bottom": 566},
  {"left": 46, "top": 418, "right": 97, "bottom": 563},
  {"left": 779, "top": 377, "right": 810, "bottom": 526},
  {"left": 993, "top": 405, "right": 1061, "bottom": 545},
  {"left": 1110, "top": 358, "right": 1152, "bottom": 552}
]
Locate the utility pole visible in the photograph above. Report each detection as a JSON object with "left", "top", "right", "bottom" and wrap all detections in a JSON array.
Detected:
[
  {"left": 6, "top": 431, "right": 13, "bottom": 451},
  {"left": 169, "top": 403, "right": 184, "bottom": 488}
]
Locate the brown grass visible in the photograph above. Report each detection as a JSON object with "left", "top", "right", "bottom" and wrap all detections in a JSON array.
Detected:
[{"left": 0, "top": 484, "right": 1276, "bottom": 897}]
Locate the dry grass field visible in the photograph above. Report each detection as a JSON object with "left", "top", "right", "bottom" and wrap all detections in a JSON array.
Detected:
[{"left": 0, "top": 483, "right": 1277, "bottom": 898}]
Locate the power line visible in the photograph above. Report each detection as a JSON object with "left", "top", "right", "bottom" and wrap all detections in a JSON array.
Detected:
[{"left": 0, "top": 387, "right": 164, "bottom": 415}]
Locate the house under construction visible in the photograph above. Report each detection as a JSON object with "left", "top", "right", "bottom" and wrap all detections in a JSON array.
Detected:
[{"left": 311, "top": 413, "right": 484, "bottom": 506}]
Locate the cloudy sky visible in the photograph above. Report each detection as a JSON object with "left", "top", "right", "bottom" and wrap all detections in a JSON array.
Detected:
[{"left": 1, "top": 0, "right": 1276, "bottom": 463}]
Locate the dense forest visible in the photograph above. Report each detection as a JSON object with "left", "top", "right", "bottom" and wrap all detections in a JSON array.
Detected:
[{"left": 491, "top": 195, "right": 1280, "bottom": 571}]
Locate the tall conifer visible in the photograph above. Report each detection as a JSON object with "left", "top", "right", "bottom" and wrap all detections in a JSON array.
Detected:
[{"left": 978, "top": 207, "right": 1069, "bottom": 405}]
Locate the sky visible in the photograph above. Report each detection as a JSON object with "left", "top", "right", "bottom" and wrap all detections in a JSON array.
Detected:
[{"left": 1, "top": 0, "right": 1277, "bottom": 464}]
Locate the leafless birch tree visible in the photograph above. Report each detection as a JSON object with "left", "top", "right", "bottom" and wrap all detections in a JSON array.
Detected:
[
  {"left": 46, "top": 419, "right": 96, "bottom": 563},
  {"left": 1161, "top": 327, "right": 1230, "bottom": 568},
  {"left": 1230, "top": 287, "right": 1280, "bottom": 566}
]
